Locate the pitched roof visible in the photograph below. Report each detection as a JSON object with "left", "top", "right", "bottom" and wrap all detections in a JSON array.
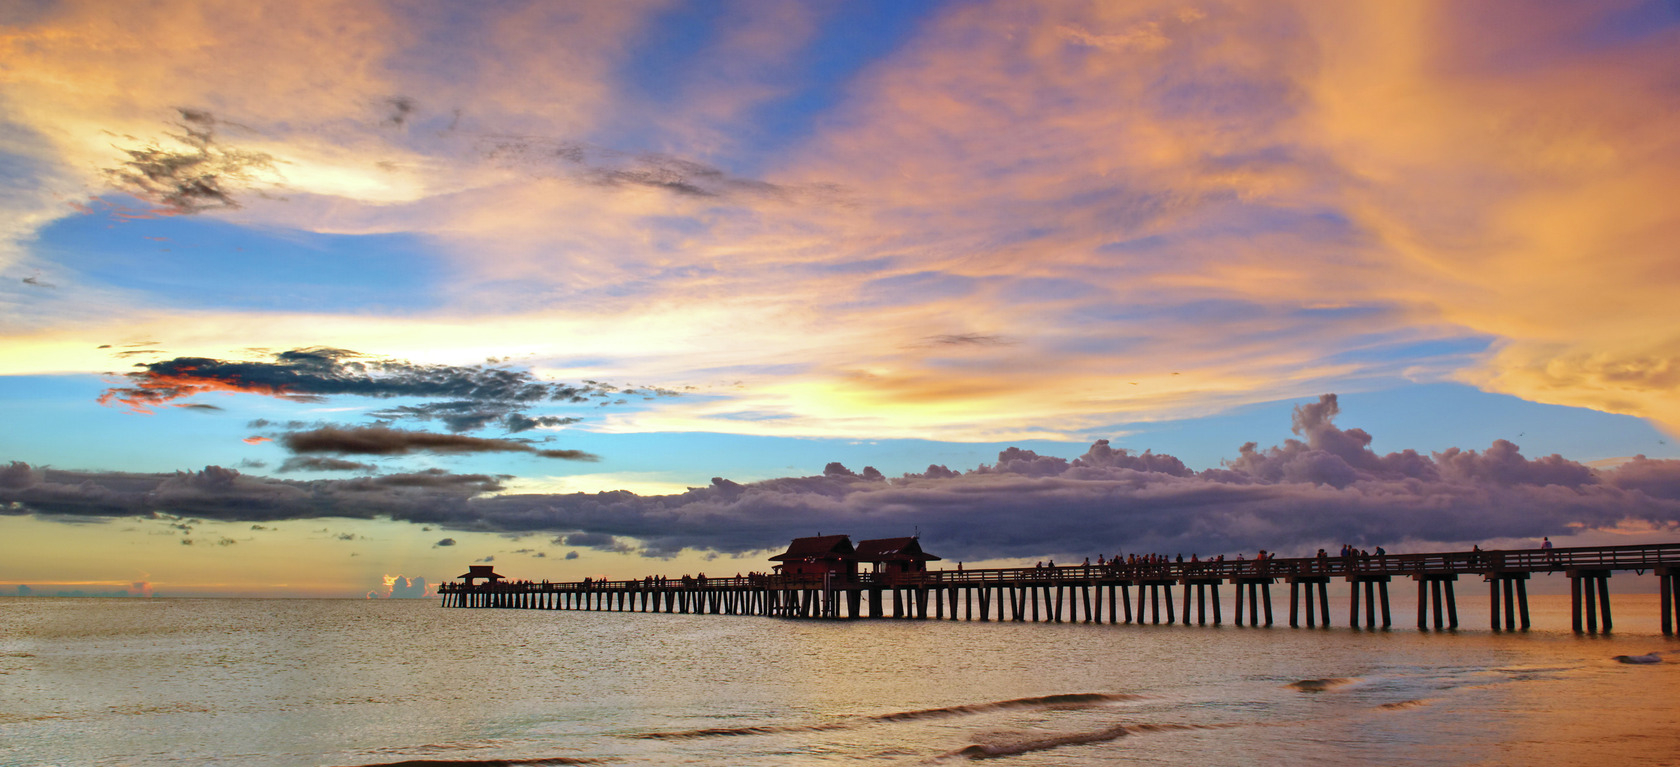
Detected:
[
  {"left": 768, "top": 535, "right": 854, "bottom": 561},
  {"left": 855, "top": 537, "right": 941, "bottom": 562},
  {"left": 457, "top": 565, "right": 505, "bottom": 580}
]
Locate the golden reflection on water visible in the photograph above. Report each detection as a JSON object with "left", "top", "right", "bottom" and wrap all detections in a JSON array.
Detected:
[{"left": 3, "top": 594, "right": 1679, "bottom": 765}]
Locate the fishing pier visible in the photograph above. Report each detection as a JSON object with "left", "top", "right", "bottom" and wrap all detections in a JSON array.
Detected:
[{"left": 438, "top": 538, "right": 1680, "bottom": 635}]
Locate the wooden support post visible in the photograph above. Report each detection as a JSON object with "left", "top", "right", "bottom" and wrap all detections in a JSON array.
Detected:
[
  {"left": 1597, "top": 575, "right": 1612, "bottom": 633},
  {"left": 1054, "top": 585, "right": 1065, "bottom": 622},
  {"left": 1234, "top": 583, "right": 1245, "bottom": 626},
  {"left": 1569, "top": 575, "right": 1582, "bottom": 632},
  {"left": 1445, "top": 580, "right": 1458, "bottom": 629},
  {"left": 1490, "top": 579, "right": 1501, "bottom": 630},
  {"left": 1289, "top": 581, "right": 1300, "bottom": 628},
  {"left": 1662, "top": 573, "right": 1673, "bottom": 636},
  {"left": 1364, "top": 581, "right": 1376, "bottom": 628},
  {"left": 1350, "top": 580, "right": 1361, "bottom": 628},
  {"left": 1211, "top": 583, "right": 1222, "bottom": 625},
  {"left": 977, "top": 587, "right": 990, "bottom": 622},
  {"left": 1197, "top": 584, "right": 1208, "bottom": 626},
  {"left": 1417, "top": 579, "right": 1427, "bottom": 630},
  {"left": 1378, "top": 581, "right": 1391, "bottom": 628},
  {"left": 1165, "top": 584, "right": 1176, "bottom": 624},
  {"left": 1512, "top": 577, "right": 1525, "bottom": 631},
  {"left": 1262, "top": 583, "right": 1274, "bottom": 627},
  {"left": 1136, "top": 583, "right": 1146, "bottom": 624},
  {"left": 1318, "top": 582, "right": 1331, "bottom": 628},
  {"left": 1085, "top": 584, "right": 1095, "bottom": 623},
  {"left": 1431, "top": 580, "right": 1444, "bottom": 629},
  {"left": 1584, "top": 575, "right": 1598, "bottom": 632}
]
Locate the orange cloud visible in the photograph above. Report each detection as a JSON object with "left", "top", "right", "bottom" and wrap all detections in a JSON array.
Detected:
[
  {"left": 5, "top": 0, "right": 1678, "bottom": 442},
  {"left": 98, "top": 370, "right": 310, "bottom": 414}
]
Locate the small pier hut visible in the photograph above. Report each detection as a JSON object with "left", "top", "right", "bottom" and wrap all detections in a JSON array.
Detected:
[
  {"left": 855, "top": 537, "right": 941, "bottom": 575},
  {"left": 769, "top": 535, "right": 857, "bottom": 579},
  {"left": 458, "top": 565, "right": 505, "bottom": 587}
]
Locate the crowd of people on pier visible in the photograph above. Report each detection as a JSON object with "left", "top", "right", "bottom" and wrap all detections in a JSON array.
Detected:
[
  {"left": 999, "top": 544, "right": 1412, "bottom": 580},
  {"left": 448, "top": 537, "right": 1586, "bottom": 594}
]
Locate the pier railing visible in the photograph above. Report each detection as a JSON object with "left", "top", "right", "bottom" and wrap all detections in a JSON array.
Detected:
[
  {"left": 437, "top": 542, "right": 1680, "bottom": 593},
  {"left": 437, "top": 541, "right": 1680, "bottom": 634}
]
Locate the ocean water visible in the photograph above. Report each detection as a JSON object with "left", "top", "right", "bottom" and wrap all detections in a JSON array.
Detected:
[{"left": 3, "top": 593, "right": 1679, "bottom": 766}]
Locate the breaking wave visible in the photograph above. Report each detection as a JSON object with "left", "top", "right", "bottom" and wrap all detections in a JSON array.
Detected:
[
  {"left": 1287, "top": 677, "right": 1356, "bottom": 692},
  {"left": 635, "top": 692, "right": 1142, "bottom": 740},
  {"left": 947, "top": 724, "right": 1132, "bottom": 759},
  {"left": 931, "top": 722, "right": 1229, "bottom": 761},
  {"left": 337, "top": 759, "right": 602, "bottom": 766}
]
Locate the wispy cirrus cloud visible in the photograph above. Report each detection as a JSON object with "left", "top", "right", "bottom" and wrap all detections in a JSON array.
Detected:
[
  {"left": 102, "top": 108, "right": 279, "bottom": 216},
  {"left": 3, "top": 0, "right": 1677, "bottom": 449}
]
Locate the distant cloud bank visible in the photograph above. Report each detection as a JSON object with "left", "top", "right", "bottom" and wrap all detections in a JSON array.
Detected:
[{"left": 6, "top": 396, "right": 1679, "bottom": 560}]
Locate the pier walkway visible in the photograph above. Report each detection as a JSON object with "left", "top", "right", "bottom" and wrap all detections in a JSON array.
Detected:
[{"left": 438, "top": 542, "right": 1680, "bottom": 635}]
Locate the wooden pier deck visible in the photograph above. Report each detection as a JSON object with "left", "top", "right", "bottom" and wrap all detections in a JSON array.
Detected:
[{"left": 438, "top": 542, "right": 1680, "bottom": 634}]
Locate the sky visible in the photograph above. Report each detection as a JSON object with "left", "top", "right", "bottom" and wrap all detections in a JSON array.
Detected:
[{"left": 3, "top": 0, "right": 1680, "bottom": 598}]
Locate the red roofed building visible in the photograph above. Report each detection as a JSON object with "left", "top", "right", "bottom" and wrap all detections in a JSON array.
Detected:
[
  {"left": 855, "top": 537, "right": 941, "bottom": 575},
  {"left": 769, "top": 535, "right": 857, "bottom": 579}
]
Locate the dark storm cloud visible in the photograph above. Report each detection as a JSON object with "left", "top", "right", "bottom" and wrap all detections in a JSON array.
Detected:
[
  {"left": 279, "top": 425, "right": 598, "bottom": 462},
  {"left": 559, "top": 532, "right": 617, "bottom": 549},
  {"left": 343, "top": 469, "right": 506, "bottom": 493},
  {"left": 367, "top": 403, "right": 584, "bottom": 434},
  {"left": 503, "top": 414, "right": 584, "bottom": 434},
  {"left": 277, "top": 456, "right": 376, "bottom": 473},
  {"left": 100, "top": 347, "right": 655, "bottom": 435},
  {"left": 103, "top": 108, "right": 276, "bottom": 215},
  {"left": 479, "top": 135, "right": 846, "bottom": 204},
  {"left": 9, "top": 396, "right": 1680, "bottom": 560}
]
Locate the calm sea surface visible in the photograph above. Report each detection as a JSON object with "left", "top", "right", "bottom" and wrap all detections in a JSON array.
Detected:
[{"left": 3, "top": 592, "right": 1679, "bottom": 766}]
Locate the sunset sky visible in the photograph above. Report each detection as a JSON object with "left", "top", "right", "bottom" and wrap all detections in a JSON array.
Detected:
[{"left": 3, "top": 0, "right": 1679, "bottom": 598}]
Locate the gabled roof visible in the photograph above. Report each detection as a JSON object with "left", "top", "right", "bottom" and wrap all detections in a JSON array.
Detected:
[
  {"left": 769, "top": 535, "right": 854, "bottom": 561},
  {"left": 457, "top": 565, "right": 505, "bottom": 580},
  {"left": 855, "top": 537, "right": 941, "bottom": 562}
]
